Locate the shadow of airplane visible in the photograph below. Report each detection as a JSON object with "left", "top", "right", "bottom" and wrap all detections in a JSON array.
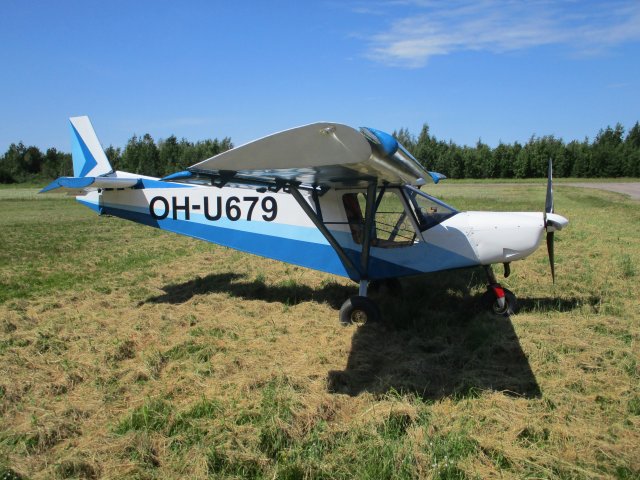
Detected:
[
  {"left": 147, "top": 268, "right": 596, "bottom": 401},
  {"left": 146, "top": 272, "right": 353, "bottom": 309}
]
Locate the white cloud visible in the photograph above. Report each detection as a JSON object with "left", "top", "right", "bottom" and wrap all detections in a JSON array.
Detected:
[{"left": 362, "top": 0, "right": 640, "bottom": 67}]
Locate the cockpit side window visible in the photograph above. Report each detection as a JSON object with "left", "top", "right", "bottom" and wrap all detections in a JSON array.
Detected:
[
  {"left": 403, "top": 186, "right": 458, "bottom": 231},
  {"left": 342, "top": 190, "right": 417, "bottom": 248}
]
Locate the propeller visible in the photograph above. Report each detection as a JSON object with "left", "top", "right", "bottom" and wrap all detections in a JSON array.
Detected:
[
  {"left": 545, "top": 158, "right": 555, "bottom": 282},
  {"left": 544, "top": 159, "right": 569, "bottom": 282}
]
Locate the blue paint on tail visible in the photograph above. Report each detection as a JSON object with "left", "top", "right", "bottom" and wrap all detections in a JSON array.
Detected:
[{"left": 71, "top": 123, "right": 98, "bottom": 177}]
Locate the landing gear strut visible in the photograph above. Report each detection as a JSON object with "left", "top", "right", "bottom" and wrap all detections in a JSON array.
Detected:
[{"left": 484, "top": 265, "right": 518, "bottom": 316}]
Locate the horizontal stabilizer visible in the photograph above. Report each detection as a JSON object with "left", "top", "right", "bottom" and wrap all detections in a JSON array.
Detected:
[{"left": 40, "top": 176, "right": 140, "bottom": 194}]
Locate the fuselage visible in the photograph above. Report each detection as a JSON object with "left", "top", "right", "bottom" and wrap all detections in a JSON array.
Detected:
[{"left": 78, "top": 177, "right": 555, "bottom": 281}]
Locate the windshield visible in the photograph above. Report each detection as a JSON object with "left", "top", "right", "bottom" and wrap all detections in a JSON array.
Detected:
[{"left": 403, "top": 186, "right": 458, "bottom": 231}]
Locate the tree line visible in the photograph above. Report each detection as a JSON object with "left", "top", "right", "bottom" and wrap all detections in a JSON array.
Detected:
[
  {"left": 0, "top": 134, "right": 233, "bottom": 184},
  {"left": 1, "top": 122, "right": 638, "bottom": 183},
  {"left": 395, "top": 121, "right": 640, "bottom": 178}
]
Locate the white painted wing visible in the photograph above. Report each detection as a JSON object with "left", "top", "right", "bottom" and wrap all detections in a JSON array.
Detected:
[{"left": 188, "top": 122, "right": 430, "bottom": 187}]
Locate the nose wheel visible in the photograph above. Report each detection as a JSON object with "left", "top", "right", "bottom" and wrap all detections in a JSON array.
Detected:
[
  {"left": 483, "top": 265, "right": 518, "bottom": 316},
  {"left": 488, "top": 287, "right": 517, "bottom": 316}
]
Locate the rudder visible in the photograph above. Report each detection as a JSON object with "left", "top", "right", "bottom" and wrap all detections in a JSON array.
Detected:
[{"left": 70, "top": 116, "right": 113, "bottom": 177}]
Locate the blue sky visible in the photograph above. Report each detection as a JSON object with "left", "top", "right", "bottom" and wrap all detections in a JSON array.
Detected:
[{"left": 1, "top": 0, "right": 639, "bottom": 153}]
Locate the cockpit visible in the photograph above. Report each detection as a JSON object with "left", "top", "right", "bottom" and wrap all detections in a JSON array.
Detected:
[{"left": 341, "top": 186, "right": 459, "bottom": 248}]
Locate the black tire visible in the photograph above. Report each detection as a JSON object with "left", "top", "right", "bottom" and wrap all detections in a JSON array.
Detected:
[
  {"left": 339, "top": 296, "right": 381, "bottom": 326},
  {"left": 489, "top": 288, "right": 518, "bottom": 316}
]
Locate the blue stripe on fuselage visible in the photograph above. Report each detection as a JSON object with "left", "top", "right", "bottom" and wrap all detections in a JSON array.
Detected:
[
  {"left": 99, "top": 203, "right": 429, "bottom": 280},
  {"left": 101, "top": 204, "right": 351, "bottom": 277}
]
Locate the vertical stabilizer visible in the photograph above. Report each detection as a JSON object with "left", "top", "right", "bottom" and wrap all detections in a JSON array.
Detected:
[{"left": 70, "top": 116, "right": 113, "bottom": 177}]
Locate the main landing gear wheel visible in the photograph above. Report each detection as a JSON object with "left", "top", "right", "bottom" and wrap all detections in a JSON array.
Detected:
[
  {"left": 339, "top": 296, "right": 381, "bottom": 326},
  {"left": 487, "top": 288, "right": 518, "bottom": 316}
]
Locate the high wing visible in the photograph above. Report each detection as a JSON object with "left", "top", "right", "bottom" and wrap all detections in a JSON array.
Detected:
[{"left": 182, "top": 122, "right": 442, "bottom": 188}]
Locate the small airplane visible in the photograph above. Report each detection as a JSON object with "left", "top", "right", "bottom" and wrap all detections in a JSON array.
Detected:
[{"left": 42, "top": 117, "right": 568, "bottom": 325}]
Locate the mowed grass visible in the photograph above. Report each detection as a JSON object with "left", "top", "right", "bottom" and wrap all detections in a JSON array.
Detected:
[{"left": 0, "top": 183, "right": 638, "bottom": 479}]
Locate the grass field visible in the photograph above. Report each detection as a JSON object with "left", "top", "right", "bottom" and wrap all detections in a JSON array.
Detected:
[{"left": 0, "top": 182, "right": 638, "bottom": 479}]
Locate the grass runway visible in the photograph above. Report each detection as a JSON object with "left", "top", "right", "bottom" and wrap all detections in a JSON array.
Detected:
[{"left": 0, "top": 182, "right": 638, "bottom": 479}]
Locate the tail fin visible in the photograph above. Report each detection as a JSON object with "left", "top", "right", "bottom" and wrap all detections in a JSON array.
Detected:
[{"left": 70, "top": 116, "right": 113, "bottom": 177}]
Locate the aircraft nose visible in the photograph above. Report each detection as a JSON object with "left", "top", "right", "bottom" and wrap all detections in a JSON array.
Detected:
[{"left": 466, "top": 211, "right": 545, "bottom": 264}]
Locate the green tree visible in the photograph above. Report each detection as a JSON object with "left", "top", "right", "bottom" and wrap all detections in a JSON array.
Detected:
[
  {"left": 177, "top": 138, "right": 198, "bottom": 170},
  {"left": 0, "top": 151, "right": 12, "bottom": 183},
  {"left": 121, "top": 134, "right": 161, "bottom": 176},
  {"left": 0, "top": 143, "right": 28, "bottom": 182},
  {"left": 158, "top": 135, "right": 181, "bottom": 174},
  {"left": 393, "top": 127, "right": 417, "bottom": 155},
  {"left": 568, "top": 139, "right": 590, "bottom": 177},
  {"left": 476, "top": 140, "right": 494, "bottom": 178},
  {"left": 493, "top": 142, "right": 520, "bottom": 178},
  {"left": 592, "top": 124, "right": 625, "bottom": 177},
  {"left": 42, "top": 148, "right": 72, "bottom": 179},
  {"left": 22, "top": 146, "right": 43, "bottom": 175},
  {"left": 624, "top": 122, "right": 640, "bottom": 176},
  {"left": 105, "top": 145, "right": 122, "bottom": 172},
  {"left": 414, "top": 124, "right": 438, "bottom": 170}
]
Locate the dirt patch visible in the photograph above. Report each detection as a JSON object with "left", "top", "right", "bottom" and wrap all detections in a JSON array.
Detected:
[{"left": 563, "top": 182, "right": 640, "bottom": 200}]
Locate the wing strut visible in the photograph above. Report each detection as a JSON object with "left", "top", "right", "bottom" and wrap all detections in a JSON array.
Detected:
[
  {"left": 290, "top": 181, "right": 380, "bottom": 295},
  {"left": 355, "top": 181, "right": 379, "bottom": 296},
  {"left": 289, "top": 186, "right": 360, "bottom": 280},
  {"left": 360, "top": 181, "right": 377, "bottom": 277}
]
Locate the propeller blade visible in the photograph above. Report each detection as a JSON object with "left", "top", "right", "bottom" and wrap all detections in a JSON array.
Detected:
[
  {"left": 545, "top": 157, "right": 554, "bottom": 214},
  {"left": 546, "top": 231, "right": 555, "bottom": 283}
]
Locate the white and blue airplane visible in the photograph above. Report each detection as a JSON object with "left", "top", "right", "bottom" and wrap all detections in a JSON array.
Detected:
[{"left": 42, "top": 117, "right": 568, "bottom": 324}]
